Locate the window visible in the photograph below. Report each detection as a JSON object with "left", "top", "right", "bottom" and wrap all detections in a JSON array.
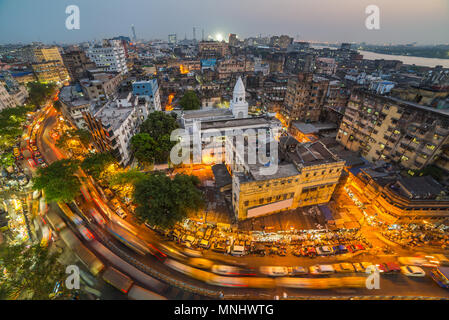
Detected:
[{"left": 244, "top": 201, "right": 249, "bottom": 206}]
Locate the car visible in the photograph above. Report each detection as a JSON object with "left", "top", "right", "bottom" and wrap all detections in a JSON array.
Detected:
[
  {"left": 398, "top": 257, "right": 436, "bottom": 267},
  {"left": 37, "top": 158, "right": 44, "bottom": 164},
  {"left": 309, "top": 264, "right": 335, "bottom": 275},
  {"left": 212, "top": 242, "right": 227, "bottom": 253},
  {"left": 115, "top": 206, "right": 127, "bottom": 219},
  {"left": 40, "top": 163, "right": 47, "bottom": 168},
  {"left": 307, "top": 247, "right": 317, "bottom": 257},
  {"left": 353, "top": 263, "right": 365, "bottom": 273},
  {"left": 333, "top": 263, "right": 356, "bottom": 273},
  {"left": 317, "top": 246, "right": 333, "bottom": 256},
  {"left": 77, "top": 225, "right": 94, "bottom": 241},
  {"left": 400, "top": 265, "right": 426, "bottom": 277},
  {"left": 260, "top": 266, "right": 289, "bottom": 277},
  {"left": 378, "top": 262, "right": 401, "bottom": 273},
  {"left": 288, "top": 266, "right": 307, "bottom": 275},
  {"left": 354, "top": 244, "right": 365, "bottom": 251}
]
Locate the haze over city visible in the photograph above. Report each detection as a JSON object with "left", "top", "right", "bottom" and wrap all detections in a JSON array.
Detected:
[{"left": 1, "top": 0, "right": 449, "bottom": 44}]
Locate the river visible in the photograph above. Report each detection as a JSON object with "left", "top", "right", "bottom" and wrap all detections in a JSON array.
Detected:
[{"left": 312, "top": 45, "right": 449, "bottom": 68}]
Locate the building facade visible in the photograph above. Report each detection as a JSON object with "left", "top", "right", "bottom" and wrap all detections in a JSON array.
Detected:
[
  {"left": 337, "top": 89, "right": 449, "bottom": 171},
  {"left": 227, "top": 137, "right": 345, "bottom": 220},
  {"left": 86, "top": 39, "right": 129, "bottom": 74},
  {"left": 281, "top": 73, "right": 330, "bottom": 126}
]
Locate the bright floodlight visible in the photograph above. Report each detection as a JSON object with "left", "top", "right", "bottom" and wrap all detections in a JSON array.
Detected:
[{"left": 215, "top": 33, "right": 223, "bottom": 42}]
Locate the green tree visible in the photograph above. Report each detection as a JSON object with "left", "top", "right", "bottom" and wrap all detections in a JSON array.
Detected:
[
  {"left": 132, "top": 111, "right": 179, "bottom": 165},
  {"left": 81, "top": 152, "right": 117, "bottom": 182},
  {"left": 0, "top": 105, "right": 33, "bottom": 151},
  {"left": 133, "top": 172, "right": 204, "bottom": 229},
  {"left": 179, "top": 90, "right": 200, "bottom": 110},
  {"left": 109, "top": 169, "right": 146, "bottom": 187},
  {"left": 0, "top": 243, "right": 68, "bottom": 300},
  {"left": 27, "top": 82, "right": 57, "bottom": 108},
  {"left": 139, "top": 111, "right": 179, "bottom": 139},
  {"left": 0, "top": 152, "right": 15, "bottom": 168},
  {"left": 32, "top": 159, "right": 81, "bottom": 203}
]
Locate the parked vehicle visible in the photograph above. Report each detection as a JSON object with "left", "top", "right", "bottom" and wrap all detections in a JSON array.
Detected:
[
  {"left": 378, "top": 262, "right": 401, "bottom": 273},
  {"left": 430, "top": 267, "right": 449, "bottom": 289},
  {"left": 309, "top": 264, "right": 335, "bottom": 275},
  {"left": 400, "top": 266, "right": 425, "bottom": 277},
  {"left": 230, "top": 244, "right": 245, "bottom": 256},
  {"left": 317, "top": 246, "right": 333, "bottom": 256},
  {"left": 288, "top": 266, "right": 307, "bottom": 275},
  {"left": 333, "top": 263, "right": 355, "bottom": 273},
  {"left": 212, "top": 242, "right": 227, "bottom": 253}
]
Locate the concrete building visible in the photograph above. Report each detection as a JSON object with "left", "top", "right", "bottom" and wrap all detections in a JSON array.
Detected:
[
  {"left": 80, "top": 72, "right": 123, "bottom": 102},
  {"left": 31, "top": 60, "right": 70, "bottom": 84},
  {"left": 346, "top": 165, "right": 449, "bottom": 225},
  {"left": 59, "top": 85, "right": 92, "bottom": 128},
  {"left": 132, "top": 79, "right": 161, "bottom": 111},
  {"left": 227, "top": 137, "right": 345, "bottom": 220},
  {"left": 86, "top": 39, "right": 128, "bottom": 74},
  {"left": 315, "top": 57, "right": 337, "bottom": 75},
  {"left": 0, "top": 83, "right": 16, "bottom": 110},
  {"left": 281, "top": 73, "right": 330, "bottom": 126},
  {"left": 82, "top": 94, "right": 149, "bottom": 165},
  {"left": 61, "top": 48, "right": 97, "bottom": 81},
  {"left": 336, "top": 89, "right": 449, "bottom": 171},
  {"left": 33, "top": 46, "right": 64, "bottom": 64},
  {"left": 198, "top": 41, "right": 229, "bottom": 58}
]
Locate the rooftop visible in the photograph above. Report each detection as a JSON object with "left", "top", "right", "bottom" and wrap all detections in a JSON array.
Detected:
[
  {"left": 94, "top": 101, "right": 134, "bottom": 131},
  {"left": 59, "top": 85, "right": 90, "bottom": 107}
]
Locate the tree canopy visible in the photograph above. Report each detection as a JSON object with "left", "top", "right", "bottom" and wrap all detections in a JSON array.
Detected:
[
  {"left": 132, "top": 111, "right": 179, "bottom": 165},
  {"left": 27, "top": 82, "right": 57, "bottom": 108},
  {"left": 32, "top": 159, "right": 81, "bottom": 203},
  {"left": 0, "top": 105, "right": 33, "bottom": 151},
  {"left": 133, "top": 172, "right": 204, "bottom": 229},
  {"left": 179, "top": 90, "right": 201, "bottom": 110},
  {"left": 139, "top": 111, "right": 179, "bottom": 139},
  {"left": 80, "top": 152, "right": 117, "bottom": 182},
  {"left": 0, "top": 243, "right": 68, "bottom": 300}
]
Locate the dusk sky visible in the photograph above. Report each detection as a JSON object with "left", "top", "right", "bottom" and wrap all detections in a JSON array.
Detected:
[{"left": 1, "top": 0, "right": 448, "bottom": 44}]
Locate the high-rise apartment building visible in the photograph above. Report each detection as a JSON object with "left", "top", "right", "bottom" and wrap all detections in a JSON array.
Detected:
[
  {"left": 62, "top": 48, "right": 96, "bottom": 81},
  {"left": 33, "top": 46, "right": 64, "bottom": 64},
  {"left": 86, "top": 39, "right": 128, "bottom": 74},
  {"left": 281, "top": 73, "right": 330, "bottom": 126},
  {"left": 336, "top": 89, "right": 449, "bottom": 171}
]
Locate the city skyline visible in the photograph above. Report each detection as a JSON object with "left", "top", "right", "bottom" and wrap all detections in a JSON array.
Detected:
[{"left": 1, "top": 0, "right": 449, "bottom": 45}]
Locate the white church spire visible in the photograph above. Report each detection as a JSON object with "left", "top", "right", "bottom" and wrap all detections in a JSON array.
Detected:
[{"left": 230, "top": 76, "right": 248, "bottom": 118}]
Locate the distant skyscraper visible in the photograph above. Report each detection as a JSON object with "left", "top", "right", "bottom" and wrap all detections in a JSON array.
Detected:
[
  {"left": 131, "top": 24, "right": 137, "bottom": 41},
  {"left": 193, "top": 27, "right": 196, "bottom": 41}
]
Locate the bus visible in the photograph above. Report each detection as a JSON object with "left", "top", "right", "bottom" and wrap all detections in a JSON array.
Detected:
[
  {"left": 430, "top": 267, "right": 449, "bottom": 289},
  {"left": 105, "top": 222, "right": 152, "bottom": 256},
  {"left": 102, "top": 267, "right": 134, "bottom": 294},
  {"left": 59, "top": 229, "right": 105, "bottom": 276},
  {"left": 58, "top": 202, "right": 83, "bottom": 225},
  {"left": 128, "top": 285, "right": 167, "bottom": 300},
  {"left": 45, "top": 210, "right": 67, "bottom": 231}
]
